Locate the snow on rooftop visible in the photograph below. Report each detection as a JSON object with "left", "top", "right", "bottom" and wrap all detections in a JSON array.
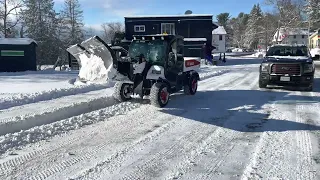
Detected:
[
  {"left": 184, "top": 38, "right": 207, "bottom": 41},
  {"left": 0, "top": 38, "right": 37, "bottom": 45},
  {"left": 277, "top": 27, "right": 310, "bottom": 36},
  {"left": 124, "top": 14, "right": 213, "bottom": 18},
  {"left": 212, "top": 26, "right": 227, "bottom": 35}
]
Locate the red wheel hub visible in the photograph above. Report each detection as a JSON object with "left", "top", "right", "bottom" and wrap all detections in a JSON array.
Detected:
[
  {"left": 160, "top": 89, "right": 168, "bottom": 103},
  {"left": 191, "top": 79, "right": 197, "bottom": 91}
]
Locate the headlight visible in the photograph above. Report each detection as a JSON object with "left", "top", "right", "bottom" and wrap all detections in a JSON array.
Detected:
[
  {"left": 304, "top": 63, "right": 314, "bottom": 73},
  {"left": 152, "top": 70, "right": 161, "bottom": 74},
  {"left": 260, "top": 63, "right": 269, "bottom": 72}
]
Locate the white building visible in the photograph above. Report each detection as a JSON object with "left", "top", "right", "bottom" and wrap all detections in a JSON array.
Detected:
[
  {"left": 272, "top": 27, "right": 309, "bottom": 45},
  {"left": 212, "top": 26, "right": 227, "bottom": 53}
]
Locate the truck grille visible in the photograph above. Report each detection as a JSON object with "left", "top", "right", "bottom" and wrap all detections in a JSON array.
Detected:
[{"left": 271, "top": 63, "right": 301, "bottom": 75}]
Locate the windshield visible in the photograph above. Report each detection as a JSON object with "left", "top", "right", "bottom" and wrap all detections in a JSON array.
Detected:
[
  {"left": 266, "top": 46, "right": 309, "bottom": 57},
  {"left": 128, "top": 40, "right": 167, "bottom": 65}
]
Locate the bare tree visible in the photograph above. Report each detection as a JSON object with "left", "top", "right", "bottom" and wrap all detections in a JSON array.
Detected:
[
  {"left": 0, "top": 0, "right": 23, "bottom": 37},
  {"left": 60, "top": 0, "right": 84, "bottom": 46},
  {"left": 101, "top": 22, "right": 124, "bottom": 43}
]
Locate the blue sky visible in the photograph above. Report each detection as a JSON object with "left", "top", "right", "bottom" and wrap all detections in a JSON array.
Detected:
[{"left": 53, "top": 0, "right": 273, "bottom": 30}]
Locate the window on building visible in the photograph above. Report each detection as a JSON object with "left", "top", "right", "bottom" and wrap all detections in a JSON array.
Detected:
[
  {"left": 161, "top": 23, "right": 175, "bottom": 34},
  {"left": 219, "top": 35, "right": 223, "bottom": 41},
  {"left": 294, "top": 35, "right": 296, "bottom": 39},
  {"left": 302, "top": 35, "right": 305, "bottom": 39},
  {"left": 134, "top": 25, "right": 145, "bottom": 32}
]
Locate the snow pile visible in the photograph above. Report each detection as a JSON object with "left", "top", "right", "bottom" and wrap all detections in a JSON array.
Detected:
[
  {"left": 77, "top": 54, "right": 109, "bottom": 83},
  {"left": 310, "top": 48, "right": 320, "bottom": 57},
  {"left": 232, "top": 48, "right": 243, "bottom": 52},
  {"left": 0, "top": 83, "right": 112, "bottom": 110},
  {"left": 76, "top": 53, "right": 127, "bottom": 85}
]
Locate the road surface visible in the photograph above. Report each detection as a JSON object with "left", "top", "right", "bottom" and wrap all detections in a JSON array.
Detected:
[{"left": 0, "top": 58, "right": 319, "bottom": 180}]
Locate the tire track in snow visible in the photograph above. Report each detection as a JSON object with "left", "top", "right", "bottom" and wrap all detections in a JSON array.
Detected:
[
  {"left": 0, "top": 70, "right": 247, "bottom": 179},
  {"left": 241, "top": 87, "right": 318, "bottom": 179},
  {"left": 162, "top": 73, "right": 263, "bottom": 180},
  {"left": 0, "top": 102, "right": 148, "bottom": 179},
  {"left": 75, "top": 71, "right": 259, "bottom": 180}
]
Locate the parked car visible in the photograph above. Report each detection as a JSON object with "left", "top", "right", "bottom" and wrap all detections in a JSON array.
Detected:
[{"left": 259, "top": 44, "right": 316, "bottom": 91}]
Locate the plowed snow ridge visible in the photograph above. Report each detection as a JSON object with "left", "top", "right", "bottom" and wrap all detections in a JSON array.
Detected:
[{"left": 0, "top": 82, "right": 113, "bottom": 110}]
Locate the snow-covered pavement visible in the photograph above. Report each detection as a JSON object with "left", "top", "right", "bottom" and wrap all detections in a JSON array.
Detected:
[{"left": 0, "top": 57, "right": 319, "bottom": 180}]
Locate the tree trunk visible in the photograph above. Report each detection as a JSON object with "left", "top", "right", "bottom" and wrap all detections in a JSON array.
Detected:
[{"left": 4, "top": 0, "right": 7, "bottom": 37}]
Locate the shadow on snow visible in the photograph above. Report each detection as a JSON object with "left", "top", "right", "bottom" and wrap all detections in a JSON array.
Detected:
[{"left": 155, "top": 87, "right": 320, "bottom": 133}]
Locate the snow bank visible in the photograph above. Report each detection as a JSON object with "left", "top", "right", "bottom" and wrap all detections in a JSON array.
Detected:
[
  {"left": 0, "top": 83, "right": 112, "bottom": 110},
  {"left": 0, "top": 102, "right": 140, "bottom": 155}
]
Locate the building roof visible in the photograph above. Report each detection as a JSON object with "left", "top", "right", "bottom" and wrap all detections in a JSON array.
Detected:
[
  {"left": 276, "top": 27, "right": 310, "bottom": 36},
  {"left": 0, "top": 38, "right": 37, "bottom": 45},
  {"left": 124, "top": 14, "right": 213, "bottom": 18},
  {"left": 212, "top": 26, "right": 227, "bottom": 35}
]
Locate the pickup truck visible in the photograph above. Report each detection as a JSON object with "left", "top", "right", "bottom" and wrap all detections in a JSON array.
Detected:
[{"left": 259, "top": 44, "right": 316, "bottom": 91}]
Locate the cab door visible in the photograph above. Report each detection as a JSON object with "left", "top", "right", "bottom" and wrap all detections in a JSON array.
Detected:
[{"left": 165, "top": 38, "right": 184, "bottom": 89}]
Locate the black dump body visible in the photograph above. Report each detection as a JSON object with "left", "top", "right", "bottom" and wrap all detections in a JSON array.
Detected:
[{"left": 0, "top": 38, "right": 37, "bottom": 72}]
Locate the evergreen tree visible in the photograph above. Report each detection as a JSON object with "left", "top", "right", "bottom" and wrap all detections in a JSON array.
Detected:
[
  {"left": 21, "top": 0, "right": 60, "bottom": 66},
  {"left": 244, "top": 4, "right": 263, "bottom": 48},
  {"left": 60, "top": 0, "right": 84, "bottom": 46}
]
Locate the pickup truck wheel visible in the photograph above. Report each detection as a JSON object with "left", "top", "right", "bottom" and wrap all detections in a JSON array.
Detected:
[
  {"left": 259, "top": 80, "right": 267, "bottom": 88},
  {"left": 304, "top": 84, "right": 313, "bottom": 92}
]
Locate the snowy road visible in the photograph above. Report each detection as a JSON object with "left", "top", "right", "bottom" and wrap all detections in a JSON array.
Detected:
[{"left": 0, "top": 58, "right": 320, "bottom": 180}]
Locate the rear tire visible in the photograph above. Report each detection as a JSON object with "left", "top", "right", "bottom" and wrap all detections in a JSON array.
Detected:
[
  {"left": 113, "top": 82, "right": 132, "bottom": 102},
  {"left": 150, "top": 82, "right": 170, "bottom": 108},
  {"left": 184, "top": 74, "right": 198, "bottom": 95}
]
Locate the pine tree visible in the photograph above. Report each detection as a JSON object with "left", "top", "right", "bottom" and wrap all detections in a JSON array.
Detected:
[
  {"left": 21, "top": 0, "right": 60, "bottom": 66},
  {"left": 244, "top": 4, "right": 263, "bottom": 48},
  {"left": 60, "top": 0, "right": 84, "bottom": 46}
]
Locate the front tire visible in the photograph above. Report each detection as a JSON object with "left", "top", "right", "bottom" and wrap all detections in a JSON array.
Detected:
[
  {"left": 150, "top": 82, "right": 170, "bottom": 108},
  {"left": 304, "top": 84, "right": 313, "bottom": 92},
  {"left": 259, "top": 79, "right": 267, "bottom": 88},
  {"left": 184, "top": 74, "right": 198, "bottom": 95},
  {"left": 113, "top": 82, "right": 132, "bottom": 102}
]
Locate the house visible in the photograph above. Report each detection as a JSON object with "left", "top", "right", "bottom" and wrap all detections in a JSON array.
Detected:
[
  {"left": 212, "top": 26, "right": 227, "bottom": 53},
  {"left": 309, "top": 28, "right": 320, "bottom": 49},
  {"left": 272, "top": 27, "right": 309, "bottom": 45},
  {"left": 122, "top": 14, "right": 219, "bottom": 57}
]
